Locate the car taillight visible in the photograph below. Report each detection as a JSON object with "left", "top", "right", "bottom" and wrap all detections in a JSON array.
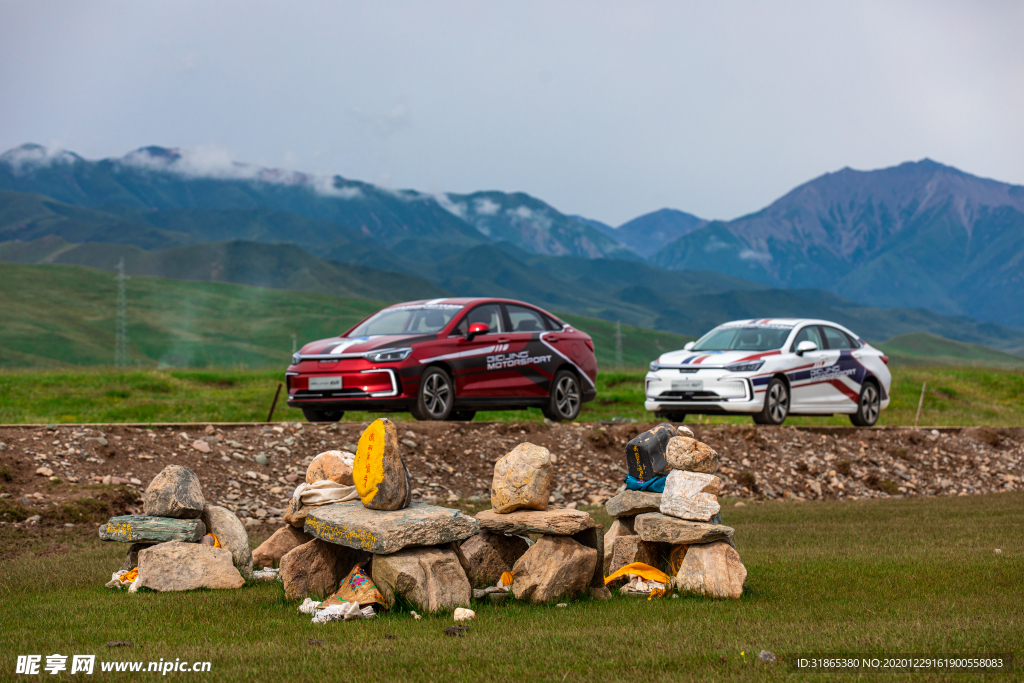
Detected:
[
  {"left": 585, "top": 340, "right": 594, "bottom": 352},
  {"left": 881, "top": 355, "right": 889, "bottom": 365}
]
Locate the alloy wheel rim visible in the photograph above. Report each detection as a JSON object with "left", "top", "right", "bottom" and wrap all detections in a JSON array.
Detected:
[
  {"left": 863, "top": 386, "right": 879, "bottom": 423},
  {"left": 555, "top": 376, "right": 580, "bottom": 417},
  {"left": 768, "top": 383, "right": 788, "bottom": 423},
  {"left": 424, "top": 374, "right": 450, "bottom": 416}
]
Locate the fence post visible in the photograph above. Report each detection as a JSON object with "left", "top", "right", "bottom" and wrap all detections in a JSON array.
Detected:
[
  {"left": 914, "top": 381, "right": 927, "bottom": 429},
  {"left": 267, "top": 383, "right": 283, "bottom": 423}
]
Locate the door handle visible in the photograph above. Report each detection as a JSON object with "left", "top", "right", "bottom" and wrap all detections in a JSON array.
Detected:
[
  {"left": 497, "top": 338, "right": 510, "bottom": 343},
  {"left": 547, "top": 335, "right": 561, "bottom": 342}
]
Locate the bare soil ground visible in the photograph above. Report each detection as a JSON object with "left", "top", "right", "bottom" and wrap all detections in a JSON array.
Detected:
[{"left": 1, "top": 422, "right": 1022, "bottom": 534}]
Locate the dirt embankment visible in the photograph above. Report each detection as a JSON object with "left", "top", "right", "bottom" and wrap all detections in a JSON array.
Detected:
[{"left": 1, "top": 422, "right": 1021, "bottom": 528}]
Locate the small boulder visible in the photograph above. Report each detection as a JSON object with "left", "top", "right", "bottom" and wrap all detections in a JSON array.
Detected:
[
  {"left": 134, "top": 541, "right": 244, "bottom": 592},
  {"left": 143, "top": 465, "right": 204, "bottom": 519},
  {"left": 603, "top": 518, "right": 635, "bottom": 569},
  {"left": 665, "top": 436, "right": 719, "bottom": 474},
  {"left": 660, "top": 470, "right": 722, "bottom": 522},
  {"left": 371, "top": 547, "right": 471, "bottom": 612},
  {"left": 354, "top": 418, "right": 411, "bottom": 511},
  {"left": 624, "top": 423, "right": 674, "bottom": 482},
  {"left": 673, "top": 540, "right": 746, "bottom": 599},
  {"left": 459, "top": 531, "right": 530, "bottom": 587},
  {"left": 279, "top": 538, "right": 368, "bottom": 601},
  {"left": 306, "top": 450, "right": 355, "bottom": 486},
  {"left": 490, "top": 443, "right": 554, "bottom": 513},
  {"left": 605, "top": 490, "right": 662, "bottom": 518},
  {"left": 200, "top": 504, "right": 253, "bottom": 578},
  {"left": 608, "top": 535, "right": 662, "bottom": 575},
  {"left": 512, "top": 535, "right": 596, "bottom": 604},
  {"left": 252, "top": 525, "right": 314, "bottom": 569}
]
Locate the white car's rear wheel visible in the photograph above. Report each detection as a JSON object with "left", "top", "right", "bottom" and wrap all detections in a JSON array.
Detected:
[{"left": 850, "top": 381, "right": 881, "bottom": 427}]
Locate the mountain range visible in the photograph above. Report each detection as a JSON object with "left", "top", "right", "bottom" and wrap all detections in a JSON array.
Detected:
[{"left": 1, "top": 143, "right": 1022, "bottom": 354}]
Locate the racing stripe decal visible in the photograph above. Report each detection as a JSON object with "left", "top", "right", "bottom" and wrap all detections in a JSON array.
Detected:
[
  {"left": 418, "top": 346, "right": 499, "bottom": 363},
  {"left": 538, "top": 333, "right": 596, "bottom": 389}
]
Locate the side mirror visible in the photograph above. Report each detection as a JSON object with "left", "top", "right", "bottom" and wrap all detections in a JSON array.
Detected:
[
  {"left": 684, "top": 341, "right": 695, "bottom": 351},
  {"left": 796, "top": 340, "right": 818, "bottom": 356},
  {"left": 466, "top": 322, "right": 490, "bottom": 341}
]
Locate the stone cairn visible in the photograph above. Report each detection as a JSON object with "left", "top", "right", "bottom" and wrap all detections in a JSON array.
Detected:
[
  {"left": 604, "top": 424, "right": 747, "bottom": 599},
  {"left": 467, "top": 443, "right": 611, "bottom": 603},
  {"left": 255, "top": 418, "right": 481, "bottom": 612},
  {"left": 98, "top": 464, "right": 252, "bottom": 591}
]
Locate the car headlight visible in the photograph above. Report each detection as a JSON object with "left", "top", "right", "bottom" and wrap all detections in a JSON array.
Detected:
[
  {"left": 649, "top": 360, "right": 660, "bottom": 372},
  {"left": 291, "top": 351, "right": 302, "bottom": 365},
  {"left": 364, "top": 347, "right": 413, "bottom": 363},
  {"left": 725, "top": 360, "right": 764, "bottom": 372}
]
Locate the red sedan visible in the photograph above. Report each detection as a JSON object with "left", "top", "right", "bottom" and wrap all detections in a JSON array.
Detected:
[{"left": 285, "top": 298, "right": 598, "bottom": 422}]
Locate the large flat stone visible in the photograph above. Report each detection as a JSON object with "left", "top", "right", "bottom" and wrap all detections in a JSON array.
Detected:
[
  {"left": 135, "top": 541, "right": 244, "bottom": 592},
  {"left": 475, "top": 508, "right": 596, "bottom": 536},
  {"left": 633, "top": 512, "right": 733, "bottom": 545},
  {"left": 99, "top": 515, "right": 206, "bottom": 543},
  {"left": 605, "top": 490, "right": 662, "bottom": 518},
  {"left": 304, "top": 501, "right": 480, "bottom": 554}
]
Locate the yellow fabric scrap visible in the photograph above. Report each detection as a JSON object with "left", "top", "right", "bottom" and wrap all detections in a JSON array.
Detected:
[
  {"left": 500, "top": 571, "right": 514, "bottom": 587},
  {"left": 120, "top": 568, "right": 139, "bottom": 583},
  {"left": 648, "top": 588, "right": 667, "bottom": 600},
  {"left": 604, "top": 562, "right": 669, "bottom": 585},
  {"left": 211, "top": 533, "right": 221, "bottom": 548}
]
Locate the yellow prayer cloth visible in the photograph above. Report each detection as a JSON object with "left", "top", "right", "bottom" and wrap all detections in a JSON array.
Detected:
[
  {"left": 603, "top": 562, "right": 669, "bottom": 586},
  {"left": 499, "top": 571, "right": 514, "bottom": 587}
]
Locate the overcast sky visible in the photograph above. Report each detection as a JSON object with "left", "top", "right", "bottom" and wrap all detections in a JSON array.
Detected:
[{"left": 1, "top": 1, "right": 1022, "bottom": 225}]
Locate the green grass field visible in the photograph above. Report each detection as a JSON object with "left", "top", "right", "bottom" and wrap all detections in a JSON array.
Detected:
[
  {"left": 1, "top": 492, "right": 1020, "bottom": 681},
  {"left": 1, "top": 365, "right": 1021, "bottom": 426}
]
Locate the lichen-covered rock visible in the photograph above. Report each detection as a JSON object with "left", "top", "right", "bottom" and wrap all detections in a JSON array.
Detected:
[
  {"left": 665, "top": 436, "right": 719, "bottom": 474},
  {"left": 305, "top": 501, "right": 479, "bottom": 554},
  {"left": 353, "top": 418, "right": 411, "bottom": 511},
  {"left": 135, "top": 541, "right": 244, "bottom": 592},
  {"left": 279, "top": 538, "right": 368, "bottom": 601},
  {"left": 99, "top": 515, "right": 205, "bottom": 543},
  {"left": 459, "top": 531, "right": 531, "bottom": 587},
  {"left": 660, "top": 470, "right": 722, "bottom": 522},
  {"left": 143, "top": 465, "right": 204, "bottom": 519},
  {"left": 200, "top": 504, "right": 253, "bottom": 578},
  {"left": 371, "top": 547, "right": 471, "bottom": 612},
  {"left": 490, "top": 443, "right": 554, "bottom": 513},
  {"left": 306, "top": 450, "right": 355, "bottom": 486},
  {"left": 673, "top": 540, "right": 746, "bottom": 599},
  {"left": 252, "top": 525, "right": 313, "bottom": 569},
  {"left": 512, "top": 535, "right": 596, "bottom": 604}
]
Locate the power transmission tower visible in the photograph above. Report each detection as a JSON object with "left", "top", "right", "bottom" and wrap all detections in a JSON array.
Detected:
[
  {"left": 115, "top": 258, "right": 129, "bottom": 368},
  {"left": 614, "top": 321, "right": 623, "bottom": 369},
  {"left": 291, "top": 333, "right": 298, "bottom": 354}
]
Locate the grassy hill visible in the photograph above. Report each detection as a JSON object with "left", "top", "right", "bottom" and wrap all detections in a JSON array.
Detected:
[
  {"left": 0, "top": 262, "right": 690, "bottom": 370},
  {"left": 877, "top": 333, "right": 1024, "bottom": 368}
]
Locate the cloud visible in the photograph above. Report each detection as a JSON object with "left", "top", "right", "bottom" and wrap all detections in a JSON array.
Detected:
[
  {"left": 0, "top": 143, "right": 79, "bottom": 173},
  {"left": 511, "top": 205, "right": 534, "bottom": 220},
  {"left": 474, "top": 198, "right": 500, "bottom": 215},
  {"left": 739, "top": 249, "right": 772, "bottom": 263},
  {"left": 435, "top": 193, "right": 467, "bottom": 218}
]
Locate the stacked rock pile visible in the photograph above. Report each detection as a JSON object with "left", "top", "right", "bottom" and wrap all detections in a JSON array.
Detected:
[
  {"left": 464, "top": 443, "right": 611, "bottom": 603},
  {"left": 99, "top": 464, "right": 252, "bottom": 591},
  {"left": 604, "top": 424, "right": 748, "bottom": 599},
  {"left": 253, "top": 418, "right": 481, "bottom": 613}
]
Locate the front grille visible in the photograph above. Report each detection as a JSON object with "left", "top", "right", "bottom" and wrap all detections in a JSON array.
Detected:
[
  {"left": 292, "top": 388, "right": 369, "bottom": 399},
  {"left": 657, "top": 390, "right": 721, "bottom": 400}
]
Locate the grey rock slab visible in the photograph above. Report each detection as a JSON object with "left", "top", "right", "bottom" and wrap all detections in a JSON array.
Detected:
[
  {"left": 99, "top": 515, "right": 206, "bottom": 543},
  {"left": 605, "top": 490, "right": 662, "bottom": 518},
  {"left": 304, "top": 501, "right": 480, "bottom": 554},
  {"left": 475, "top": 508, "right": 597, "bottom": 536},
  {"left": 633, "top": 512, "right": 733, "bottom": 545},
  {"left": 372, "top": 547, "right": 471, "bottom": 612},
  {"left": 143, "top": 465, "right": 204, "bottom": 519},
  {"left": 200, "top": 504, "right": 253, "bottom": 578}
]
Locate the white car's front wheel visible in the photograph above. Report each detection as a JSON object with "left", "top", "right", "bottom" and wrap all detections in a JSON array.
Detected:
[{"left": 753, "top": 377, "right": 789, "bottom": 425}]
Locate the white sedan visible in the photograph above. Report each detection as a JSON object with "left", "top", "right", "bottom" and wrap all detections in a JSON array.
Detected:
[{"left": 644, "top": 318, "right": 891, "bottom": 426}]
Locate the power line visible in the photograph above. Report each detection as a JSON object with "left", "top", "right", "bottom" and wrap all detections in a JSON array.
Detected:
[{"left": 115, "top": 258, "right": 129, "bottom": 368}]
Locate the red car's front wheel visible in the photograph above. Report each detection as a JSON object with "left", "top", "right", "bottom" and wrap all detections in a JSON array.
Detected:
[{"left": 411, "top": 367, "right": 454, "bottom": 421}]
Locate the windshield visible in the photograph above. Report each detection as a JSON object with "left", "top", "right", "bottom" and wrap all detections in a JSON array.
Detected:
[
  {"left": 692, "top": 326, "right": 791, "bottom": 352},
  {"left": 347, "top": 304, "right": 463, "bottom": 337}
]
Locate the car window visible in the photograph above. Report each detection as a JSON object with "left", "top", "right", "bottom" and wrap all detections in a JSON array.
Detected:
[
  {"left": 692, "top": 326, "right": 791, "bottom": 351},
  {"left": 821, "top": 326, "right": 854, "bottom": 350},
  {"left": 347, "top": 304, "right": 462, "bottom": 337},
  {"left": 791, "top": 325, "right": 823, "bottom": 351},
  {"left": 505, "top": 305, "right": 546, "bottom": 333},
  {"left": 453, "top": 304, "right": 504, "bottom": 335},
  {"left": 543, "top": 315, "right": 563, "bottom": 331}
]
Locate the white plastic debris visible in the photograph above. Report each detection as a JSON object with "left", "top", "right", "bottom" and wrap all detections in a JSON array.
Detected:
[
  {"left": 453, "top": 608, "right": 475, "bottom": 621},
  {"left": 678, "top": 426, "right": 695, "bottom": 438},
  {"left": 311, "top": 601, "right": 375, "bottom": 624},
  {"left": 410, "top": 611, "right": 421, "bottom": 620},
  {"left": 620, "top": 575, "right": 666, "bottom": 595},
  {"left": 252, "top": 568, "right": 280, "bottom": 582},
  {"left": 105, "top": 570, "right": 128, "bottom": 589},
  {"left": 556, "top": 603, "right": 567, "bottom": 608},
  {"left": 299, "top": 598, "right": 322, "bottom": 615}
]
